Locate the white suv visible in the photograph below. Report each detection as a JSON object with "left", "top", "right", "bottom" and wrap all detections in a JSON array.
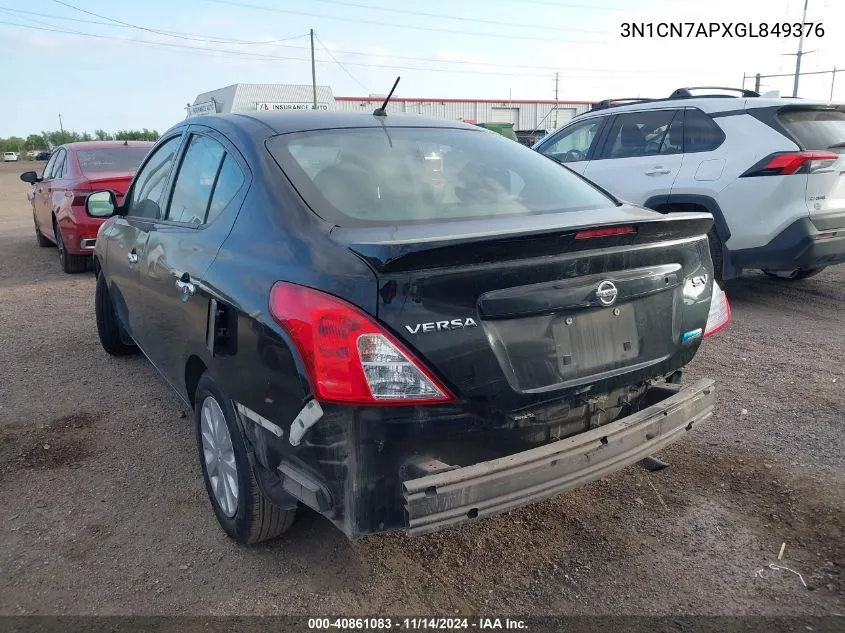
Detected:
[
  {"left": 3, "top": 151, "right": 18, "bottom": 162},
  {"left": 534, "top": 87, "right": 845, "bottom": 280}
]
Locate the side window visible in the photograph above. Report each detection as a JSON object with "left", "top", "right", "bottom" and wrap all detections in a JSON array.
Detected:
[
  {"left": 167, "top": 135, "right": 226, "bottom": 225},
  {"left": 540, "top": 118, "right": 604, "bottom": 163},
  {"left": 41, "top": 152, "right": 58, "bottom": 180},
  {"left": 603, "top": 110, "right": 680, "bottom": 159},
  {"left": 126, "top": 136, "right": 182, "bottom": 220},
  {"left": 47, "top": 149, "right": 66, "bottom": 179},
  {"left": 684, "top": 109, "right": 725, "bottom": 153},
  {"left": 205, "top": 155, "right": 245, "bottom": 224},
  {"left": 58, "top": 150, "right": 70, "bottom": 177}
]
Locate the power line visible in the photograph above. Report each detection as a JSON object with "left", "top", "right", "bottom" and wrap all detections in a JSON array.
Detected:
[
  {"left": 314, "top": 32, "right": 372, "bottom": 94},
  {"left": 304, "top": 0, "right": 606, "bottom": 34},
  {"left": 49, "top": 0, "right": 308, "bottom": 45},
  {"left": 201, "top": 0, "right": 610, "bottom": 45},
  {"left": 0, "top": 19, "right": 564, "bottom": 77},
  {"left": 0, "top": 6, "right": 706, "bottom": 75}
]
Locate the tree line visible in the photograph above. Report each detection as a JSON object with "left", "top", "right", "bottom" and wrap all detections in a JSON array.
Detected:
[{"left": 0, "top": 129, "right": 160, "bottom": 154}]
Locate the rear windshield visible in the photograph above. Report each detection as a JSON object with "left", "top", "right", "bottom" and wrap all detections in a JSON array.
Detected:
[
  {"left": 266, "top": 127, "right": 612, "bottom": 226},
  {"left": 777, "top": 109, "right": 845, "bottom": 150},
  {"left": 77, "top": 147, "right": 151, "bottom": 174}
]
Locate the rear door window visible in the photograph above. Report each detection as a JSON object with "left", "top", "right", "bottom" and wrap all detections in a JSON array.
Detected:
[
  {"left": 267, "top": 126, "right": 612, "bottom": 226},
  {"left": 166, "top": 134, "right": 245, "bottom": 225},
  {"left": 601, "top": 110, "right": 681, "bottom": 159},
  {"left": 777, "top": 109, "right": 845, "bottom": 150}
]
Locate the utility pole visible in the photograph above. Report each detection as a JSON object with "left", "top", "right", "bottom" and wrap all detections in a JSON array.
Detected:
[
  {"left": 310, "top": 29, "right": 317, "bottom": 109},
  {"left": 755, "top": 73, "right": 761, "bottom": 93},
  {"left": 791, "top": 0, "right": 810, "bottom": 97},
  {"left": 831, "top": 67, "right": 838, "bottom": 102},
  {"left": 58, "top": 114, "right": 64, "bottom": 143},
  {"left": 553, "top": 72, "right": 559, "bottom": 129}
]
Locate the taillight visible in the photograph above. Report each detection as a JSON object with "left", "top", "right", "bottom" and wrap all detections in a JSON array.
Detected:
[
  {"left": 741, "top": 151, "right": 838, "bottom": 177},
  {"left": 574, "top": 225, "right": 637, "bottom": 239},
  {"left": 66, "top": 189, "right": 90, "bottom": 206},
  {"left": 268, "top": 282, "right": 455, "bottom": 406},
  {"left": 703, "top": 283, "right": 731, "bottom": 338}
]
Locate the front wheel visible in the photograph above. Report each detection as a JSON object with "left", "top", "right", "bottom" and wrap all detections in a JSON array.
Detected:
[
  {"left": 762, "top": 268, "right": 826, "bottom": 281},
  {"left": 95, "top": 273, "right": 137, "bottom": 356},
  {"left": 194, "top": 373, "right": 296, "bottom": 544}
]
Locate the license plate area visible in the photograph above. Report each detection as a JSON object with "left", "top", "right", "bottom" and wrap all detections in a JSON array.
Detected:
[{"left": 553, "top": 305, "right": 640, "bottom": 377}]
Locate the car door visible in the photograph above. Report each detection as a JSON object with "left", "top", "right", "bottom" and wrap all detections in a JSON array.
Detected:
[
  {"left": 582, "top": 109, "right": 685, "bottom": 206},
  {"left": 100, "top": 134, "right": 185, "bottom": 343},
  {"left": 31, "top": 151, "right": 57, "bottom": 225},
  {"left": 534, "top": 116, "right": 609, "bottom": 175},
  {"left": 137, "top": 128, "right": 248, "bottom": 390},
  {"left": 35, "top": 149, "right": 62, "bottom": 236}
]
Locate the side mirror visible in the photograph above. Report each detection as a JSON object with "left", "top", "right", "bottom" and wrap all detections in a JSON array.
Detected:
[
  {"left": 20, "top": 171, "right": 40, "bottom": 184},
  {"left": 86, "top": 190, "right": 118, "bottom": 218}
]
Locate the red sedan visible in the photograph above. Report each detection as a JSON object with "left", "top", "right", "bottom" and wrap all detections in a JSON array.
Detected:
[{"left": 21, "top": 141, "right": 154, "bottom": 273}]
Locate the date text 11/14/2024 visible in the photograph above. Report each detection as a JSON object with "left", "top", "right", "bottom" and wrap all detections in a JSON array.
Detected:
[{"left": 307, "top": 618, "right": 528, "bottom": 630}]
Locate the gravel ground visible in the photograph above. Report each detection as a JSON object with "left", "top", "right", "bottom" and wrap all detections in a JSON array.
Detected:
[{"left": 0, "top": 161, "right": 842, "bottom": 616}]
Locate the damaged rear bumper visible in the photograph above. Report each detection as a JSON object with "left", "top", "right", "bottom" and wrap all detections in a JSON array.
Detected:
[{"left": 402, "top": 377, "right": 715, "bottom": 536}]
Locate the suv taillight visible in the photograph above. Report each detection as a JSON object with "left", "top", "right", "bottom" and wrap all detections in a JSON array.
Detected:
[
  {"left": 268, "top": 282, "right": 455, "bottom": 406},
  {"left": 741, "top": 151, "right": 838, "bottom": 177},
  {"left": 703, "top": 283, "right": 731, "bottom": 338}
]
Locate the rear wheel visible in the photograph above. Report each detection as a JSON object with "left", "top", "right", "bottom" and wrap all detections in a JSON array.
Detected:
[
  {"left": 762, "top": 267, "right": 826, "bottom": 280},
  {"left": 35, "top": 220, "right": 52, "bottom": 247},
  {"left": 194, "top": 373, "right": 296, "bottom": 544},
  {"left": 706, "top": 228, "right": 724, "bottom": 282},
  {"left": 54, "top": 220, "right": 88, "bottom": 274},
  {"left": 95, "top": 273, "right": 137, "bottom": 356}
]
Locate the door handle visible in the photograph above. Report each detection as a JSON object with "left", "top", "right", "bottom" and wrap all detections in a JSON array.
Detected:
[
  {"left": 645, "top": 167, "right": 671, "bottom": 176},
  {"left": 127, "top": 251, "right": 139, "bottom": 265},
  {"left": 176, "top": 278, "right": 197, "bottom": 299}
]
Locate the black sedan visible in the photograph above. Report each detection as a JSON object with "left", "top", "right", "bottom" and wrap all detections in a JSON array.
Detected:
[{"left": 86, "top": 111, "right": 728, "bottom": 543}]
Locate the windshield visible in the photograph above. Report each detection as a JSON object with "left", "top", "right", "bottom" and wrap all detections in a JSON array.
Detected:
[
  {"left": 266, "top": 126, "right": 612, "bottom": 226},
  {"left": 77, "top": 147, "right": 151, "bottom": 175},
  {"left": 777, "top": 109, "right": 845, "bottom": 150}
]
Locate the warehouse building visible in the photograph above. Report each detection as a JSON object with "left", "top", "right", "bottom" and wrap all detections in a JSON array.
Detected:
[{"left": 187, "top": 83, "right": 592, "bottom": 132}]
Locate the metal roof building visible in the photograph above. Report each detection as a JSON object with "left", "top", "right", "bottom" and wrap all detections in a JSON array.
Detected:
[{"left": 187, "top": 83, "right": 592, "bottom": 132}]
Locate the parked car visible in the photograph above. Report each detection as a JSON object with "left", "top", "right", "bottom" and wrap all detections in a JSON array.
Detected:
[
  {"left": 35, "top": 151, "right": 51, "bottom": 161},
  {"left": 20, "top": 141, "right": 154, "bottom": 273},
  {"left": 4, "top": 151, "right": 18, "bottom": 162},
  {"left": 534, "top": 88, "right": 845, "bottom": 281},
  {"left": 516, "top": 129, "right": 547, "bottom": 146},
  {"left": 475, "top": 122, "right": 519, "bottom": 141},
  {"left": 87, "top": 111, "right": 729, "bottom": 544}
]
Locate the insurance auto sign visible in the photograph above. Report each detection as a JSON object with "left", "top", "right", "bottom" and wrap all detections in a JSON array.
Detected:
[{"left": 256, "top": 102, "right": 330, "bottom": 111}]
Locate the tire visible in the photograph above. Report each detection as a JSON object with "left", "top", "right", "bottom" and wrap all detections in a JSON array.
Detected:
[
  {"left": 762, "top": 267, "right": 826, "bottom": 281},
  {"left": 706, "top": 228, "right": 724, "bottom": 282},
  {"left": 54, "top": 220, "right": 88, "bottom": 274},
  {"left": 95, "top": 273, "right": 138, "bottom": 356},
  {"left": 194, "top": 372, "right": 296, "bottom": 544},
  {"left": 35, "top": 220, "right": 52, "bottom": 247}
]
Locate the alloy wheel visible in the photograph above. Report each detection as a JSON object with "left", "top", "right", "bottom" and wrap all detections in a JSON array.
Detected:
[{"left": 199, "top": 396, "right": 239, "bottom": 517}]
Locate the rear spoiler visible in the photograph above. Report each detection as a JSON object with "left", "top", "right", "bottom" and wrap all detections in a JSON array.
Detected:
[{"left": 332, "top": 212, "right": 714, "bottom": 273}]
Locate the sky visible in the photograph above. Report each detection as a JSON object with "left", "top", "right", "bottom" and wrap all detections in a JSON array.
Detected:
[{"left": 0, "top": 0, "right": 843, "bottom": 137}]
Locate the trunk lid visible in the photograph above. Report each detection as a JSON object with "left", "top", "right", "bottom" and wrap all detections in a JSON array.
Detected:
[
  {"left": 332, "top": 208, "right": 715, "bottom": 409},
  {"left": 81, "top": 172, "right": 135, "bottom": 202}
]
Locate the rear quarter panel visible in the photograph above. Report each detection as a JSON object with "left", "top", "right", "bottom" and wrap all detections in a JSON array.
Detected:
[{"left": 693, "top": 114, "right": 802, "bottom": 250}]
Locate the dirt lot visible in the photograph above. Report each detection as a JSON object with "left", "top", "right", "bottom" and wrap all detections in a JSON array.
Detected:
[{"left": 0, "top": 160, "right": 842, "bottom": 616}]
